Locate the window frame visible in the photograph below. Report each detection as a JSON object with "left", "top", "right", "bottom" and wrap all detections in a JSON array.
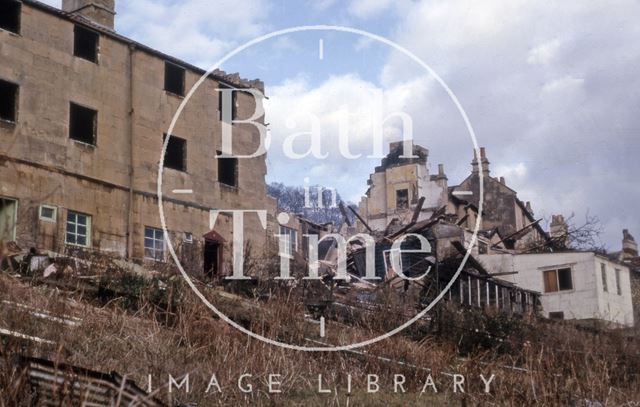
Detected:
[
  {"left": 144, "top": 226, "right": 165, "bottom": 262},
  {"left": 39, "top": 205, "right": 57, "bottom": 223},
  {"left": 73, "top": 24, "right": 100, "bottom": 63},
  {"left": 65, "top": 210, "right": 92, "bottom": 248},
  {"left": 542, "top": 267, "right": 573, "bottom": 293},
  {"left": 0, "top": 78, "right": 19, "bottom": 124},
  {"left": 217, "top": 82, "right": 238, "bottom": 122}
]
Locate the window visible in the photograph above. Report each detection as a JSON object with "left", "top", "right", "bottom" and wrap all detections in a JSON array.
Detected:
[
  {"left": 600, "top": 263, "right": 608, "bottom": 292},
  {"left": 217, "top": 151, "right": 238, "bottom": 187},
  {"left": 615, "top": 269, "right": 622, "bottom": 296},
  {"left": 163, "top": 134, "right": 187, "bottom": 171},
  {"left": 74, "top": 25, "right": 99, "bottom": 63},
  {"left": 0, "top": 1, "right": 21, "bottom": 34},
  {"left": 144, "top": 227, "right": 165, "bottom": 261},
  {"left": 184, "top": 232, "right": 193, "bottom": 243},
  {"left": 543, "top": 267, "right": 573, "bottom": 292},
  {"left": 396, "top": 189, "right": 409, "bottom": 209},
  {"left": 39, "top": 205, "right": 57, "bottom": 222},
  {"left": 0, "top": 198, "right": 18, "bottom": 242},
  {"left": 279, "top": 226, "right": 297, "bottom": 257},
  {"left": 217, "top": 83, "right": 237, "bottom": 122},
  {"left": 164, "top": 62, "right": 185, "bottom": 96},
  {"left": 69, "top": 103, "right": 97, "bottom": 145},
  {"left": 66, "top": 211, "right": 91, "bottom": 247},
  {"left": 0, "top": 79, "right": 18, "bottom": 123},
  {"left": 549, "top": 311, "right": 564, "bottom": 320}
]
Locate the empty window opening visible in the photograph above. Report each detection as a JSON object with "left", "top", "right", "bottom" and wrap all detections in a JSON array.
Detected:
[
  {"left": 601, "top": 263, "right": 608, "bottom": 292},
  {"left": 543, "top": 267, "right": 573, "bottom": 293},
  {"left": 163, "top": 134, "right": 187, "bottom": 171},
  {"left": 66, "top": 211, "right": 91, "bottom": 247},
  {"left": 0, "top": 198, "right": 18, "bottom": 242},
  {"left": 39, "top": 205, "right": 57, "bottom": 223},
  {"left": 164, "top": 62, "right": 185, "bottom": 96},
  {"left": 144, "top": 227, "right": 165, "bottom": 261},
  {"left": 74, "top": 25, "right": 99, "bottom": 63},
  {"left": 69, "top": 103, "right": 97, "bottom": 145},
  {"left": 0, "top": 79, "right": 18, "bottom": 123},
  {"left": 396, "top": 189, "right": 409, "bottom": 209},
  {"left": 0, "top": 1, "right": 21, "bottom": 34},
  {"left": 217, "top": 151, "right": 238, "bottom": 187},
  {"left": 549, "top": 311, "right": 564, "bottom": 320},
  {"left": 615, "top": 268, "right": 622, "bottom": 296},
  {"left": 217, "top": 83, "right": 237, "bottom": 122}
]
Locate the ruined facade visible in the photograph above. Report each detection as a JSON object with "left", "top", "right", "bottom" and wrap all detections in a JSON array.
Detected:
[{"left": 0, "top": 0, "right": 272, "bottom": 276}]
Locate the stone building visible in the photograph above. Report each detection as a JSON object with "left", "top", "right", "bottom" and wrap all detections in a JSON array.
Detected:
[{"left": 0, "top": 0, "right": 273, "bottom": 276}]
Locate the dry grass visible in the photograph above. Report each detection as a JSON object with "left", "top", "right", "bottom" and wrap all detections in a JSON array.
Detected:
[{"left": 0, "top": 268, "right": 639, "bottom": 406}]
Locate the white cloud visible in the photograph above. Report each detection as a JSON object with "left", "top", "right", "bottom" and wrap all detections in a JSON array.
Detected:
[
  {"left": 348, "top": 0, "right": 395, "bottom": 19},
  {"left": 527, "top": 39, "right": 562, "bottom": 66}
]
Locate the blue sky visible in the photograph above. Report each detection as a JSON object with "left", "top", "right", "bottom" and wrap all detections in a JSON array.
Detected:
[{"left": 40, "top": 0, "right": 640, "bottom": 251}]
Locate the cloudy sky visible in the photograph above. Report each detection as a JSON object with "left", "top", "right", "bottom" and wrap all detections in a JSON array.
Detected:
[{"left": 41, "top": 0, "right": 640, "bottom": 250}]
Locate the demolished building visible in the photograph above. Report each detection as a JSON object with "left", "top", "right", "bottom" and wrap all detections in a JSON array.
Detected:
[{"left": 355, "top": 141, "right": 635, "bottom": 327}]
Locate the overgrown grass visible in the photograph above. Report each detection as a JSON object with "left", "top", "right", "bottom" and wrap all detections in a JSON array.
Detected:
[{"left": 0, "top": 268, "right": 639, "bottom": 406}]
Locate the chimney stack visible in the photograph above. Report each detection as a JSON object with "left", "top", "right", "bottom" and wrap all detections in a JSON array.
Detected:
[
  {"left": 471, "top": 147, "right": 490, "bottom": 175},
  {"left": 499, "top": 177, "right": 506, "bottom": 185},
  {"left": 525, "top": 201, "right": 533, "bottom": 215},
  {"left": 63, "top": 0, "right": 115, "bottom": 29},
  {"left": 622, "top": 229, "right": 638, "bottom": 260},
  {"left": 550, "top": 215, "right": 569, "bottom": 248}
]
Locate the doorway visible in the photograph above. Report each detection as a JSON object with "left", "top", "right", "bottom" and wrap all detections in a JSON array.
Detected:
[
  {"left": 0, "top": 197, "right": 18, "bottom": 242},
  {"left": 204, "top": 240, "right": 220, "bottom": 278}
]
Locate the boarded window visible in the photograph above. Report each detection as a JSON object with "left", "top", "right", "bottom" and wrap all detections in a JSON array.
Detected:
[
  {"left": 217, "top": 151, "right": 238, "bottom": 187},
  {"left": 600, "top": 263, "right": 608, "bottom": 292},
  {"left": 144, "top": 227, "right": 164, "bottom": 261},
  {"left": 163, "top": 134, "right": 187, "bottom": 171},
  {"left": 0, "top": 79, "right": 18, "bottom": 122},
  {"left": 66, "top": 211, "right": 91, "bottom": 247},
  {"left": 0, "top": 1, "right": 21, "bottom": 34},
  {"left": 164, "top": 62, "right": 185, "bottom": 96},
  {"left": 549, "top": 311, "right": 564, "bottom": 320},
  {"left": 396, "top": 189, "right": 409, "bottom": 209},
  {"left": 615, "top": 269, "right": 622, "bottom": 296},
  {"left": 543, "top": 267, "right": 573, "bottom": 292},
  {"left": 74, "top": 25, "right": 99, "bottom": 63},
  {"left": 69, "top": 103, "right": 97, "bottom": 145}
]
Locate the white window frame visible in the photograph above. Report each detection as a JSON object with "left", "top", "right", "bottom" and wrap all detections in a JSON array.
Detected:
[
  {"left": 278, "top": 225, "right": 297, "bottom": 258},
  {"left": 39, "top": 205, "right": 57, "bottom": 223},
  {"left": 144, "top": 226, "right": 165, "bottom": 262},
  {"left": 184, "top": 232, "right": 193, "bottom": 244},
  {"left": 65, "top": 210, "right": 91, "bottom": 247}
]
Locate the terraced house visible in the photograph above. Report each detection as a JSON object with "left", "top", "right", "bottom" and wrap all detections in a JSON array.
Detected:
[{"left": 0, "top": 0, "right": 273, "bottom": 276}]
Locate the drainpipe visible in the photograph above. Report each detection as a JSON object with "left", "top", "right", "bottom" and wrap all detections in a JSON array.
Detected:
[{"left": 125, "top": 44, "right": 136, "bottom": 259}]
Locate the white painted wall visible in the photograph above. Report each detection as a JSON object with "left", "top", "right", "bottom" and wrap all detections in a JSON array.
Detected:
[{"left": 479, "top": 252, "right": 634, "bottom": 327}]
